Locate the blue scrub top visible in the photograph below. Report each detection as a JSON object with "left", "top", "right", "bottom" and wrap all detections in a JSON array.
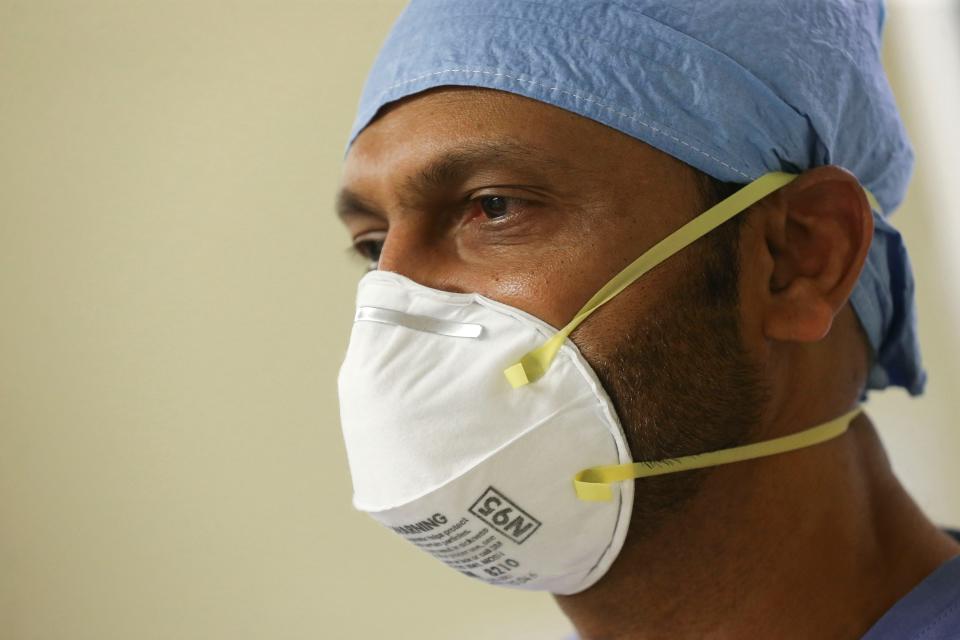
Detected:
[
  {"left": 567, "top": 531, "right": 960, "bottom": 639},
  {"left": 861, "top": 530, "right": 960, "bottom": 639}
]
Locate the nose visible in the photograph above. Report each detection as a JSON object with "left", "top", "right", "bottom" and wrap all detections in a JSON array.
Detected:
[{"left": 376, "top": 221, "right": 469, "bottom": 294}]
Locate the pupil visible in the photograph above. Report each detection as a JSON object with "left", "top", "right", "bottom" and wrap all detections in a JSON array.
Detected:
[
  {"left": 481, "top": 196, "right": 508, "bottom": 218},
  {"left": 360, "top": 239, "right": 383, "bottom": 264},
  {"left": 369, "top": 241, "right": 383, "bottom": 262}
]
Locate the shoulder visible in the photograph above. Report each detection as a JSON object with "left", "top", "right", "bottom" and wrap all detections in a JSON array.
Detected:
[{"left": 862, "top": 534, "right": 960, "bottom": 640}]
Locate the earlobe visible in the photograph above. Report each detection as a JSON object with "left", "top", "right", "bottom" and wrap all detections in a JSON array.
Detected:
[{"left": 761, "top": 166, "right": 874, "bottom": 344}]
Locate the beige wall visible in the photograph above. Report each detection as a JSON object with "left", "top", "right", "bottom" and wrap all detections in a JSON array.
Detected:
[
  {"left": 1, "top": 2, "right": 956, "bottom": 639},
  {"left": 870, "top": 2, "right": 960, "bottom": 527}
]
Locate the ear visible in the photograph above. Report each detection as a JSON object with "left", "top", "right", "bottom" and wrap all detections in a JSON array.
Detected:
[{"left": 760, "top": 166, "right": 874, "bottom": 343}]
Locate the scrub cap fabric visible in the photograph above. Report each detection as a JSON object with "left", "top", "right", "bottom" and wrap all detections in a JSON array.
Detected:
[{"left": 347, "top": 0, "right": 925, "bottom": 396}]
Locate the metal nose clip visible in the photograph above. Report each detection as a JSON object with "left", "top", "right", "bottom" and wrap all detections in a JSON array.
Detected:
[{"left": 355, "top": 307, "right": 483, "bottom": 339}]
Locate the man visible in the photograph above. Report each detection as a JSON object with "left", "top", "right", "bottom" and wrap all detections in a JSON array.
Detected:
[{"left": 335, "top": 1, "right": 960, "bottom": 638}]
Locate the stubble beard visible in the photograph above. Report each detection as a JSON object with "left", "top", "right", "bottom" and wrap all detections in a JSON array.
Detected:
[{"left": 584, "top": 237, "right": 771, "bottom": 541}]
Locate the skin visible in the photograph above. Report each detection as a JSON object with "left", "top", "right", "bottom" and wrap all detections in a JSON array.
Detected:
[{"left": 337, "top": 87, "right": 960, "bottom": 639}]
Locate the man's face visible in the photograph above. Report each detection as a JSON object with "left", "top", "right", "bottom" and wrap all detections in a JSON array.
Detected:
[{"left": 338, "top": 87, "right": 767, "bottom": 533}]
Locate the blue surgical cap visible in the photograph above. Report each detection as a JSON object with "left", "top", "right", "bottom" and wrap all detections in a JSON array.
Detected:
[{"left": 347, "top": 0, "right": 925, "bottom": 396}]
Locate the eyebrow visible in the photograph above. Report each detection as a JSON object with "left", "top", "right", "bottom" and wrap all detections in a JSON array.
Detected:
[{"left": 335, "top": 140, "right": 566, "bottom": 219}]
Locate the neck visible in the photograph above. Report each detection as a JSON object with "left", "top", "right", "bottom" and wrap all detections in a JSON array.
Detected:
[{"left": 555, "top": 412, "right": 960, "bottom": 639}]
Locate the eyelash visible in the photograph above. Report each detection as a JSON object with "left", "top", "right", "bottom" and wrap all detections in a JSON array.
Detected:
[{"left": 349, "top": 194, "right": 527, "bottom": 269}]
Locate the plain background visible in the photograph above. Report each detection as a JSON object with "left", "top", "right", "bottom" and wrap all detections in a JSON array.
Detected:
[{"left": 2, "top": 2, "right": 958, "bottom": 639}]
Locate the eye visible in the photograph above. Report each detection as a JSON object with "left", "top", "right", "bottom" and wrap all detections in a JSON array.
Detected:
[
  {"left": 352, "top": 233, "right": 386, "bottom": 269},
  {"left": 476, "top": 195, "right": 512, "bottom": 220}
]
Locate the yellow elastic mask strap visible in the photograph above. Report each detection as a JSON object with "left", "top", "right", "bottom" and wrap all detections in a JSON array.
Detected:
[
  {"left": 503, "top": 172, "right": 881, "bottom": 388},
  {"left": 504, "top": 172, "right": 797, "bottom": 387},
  {"left": 573, "top": 406, "right": 863, "bottom": 501}
]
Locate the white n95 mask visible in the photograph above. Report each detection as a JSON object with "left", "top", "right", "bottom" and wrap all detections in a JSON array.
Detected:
[
  {"left": 337, "top": 173, "right": 869, "bottom": 594},
  {"left": 339, "top": 268, "right": 634, "bottom": 594}
]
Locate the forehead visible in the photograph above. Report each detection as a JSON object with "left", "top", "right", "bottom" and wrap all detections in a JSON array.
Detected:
[{"left": 342, "top": 87, "right": 682, "bottom": 184}]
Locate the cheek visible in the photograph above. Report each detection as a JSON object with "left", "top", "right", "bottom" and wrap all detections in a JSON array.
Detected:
[
  {"left": 459, "top": 253, "right": 600, "bottom": 329},
  {"left": 570, "top": 264, "right": 678, "bottom": 363},
  {"left": 468, "top": 226, "right": 659, "bottom": 331}
]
